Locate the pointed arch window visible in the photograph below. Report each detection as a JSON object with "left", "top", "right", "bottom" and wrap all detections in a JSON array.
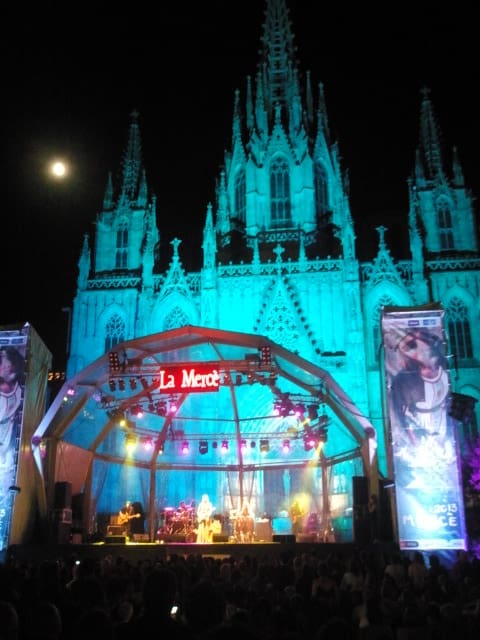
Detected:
[
  {"left": 115, "top": 222, "right": 128, "bottom": 269},
  {"left": 270, "top": 157, "right": 291, "bottom": 228},
  {"left": 437, "top": 198, "right": 454, "bottom": 250},
  {"left": 234, "top": 169, "right": 246, "bottom": 223},
  {"left": 105, "top": 314, "right": 125, "bottom": 352},
  {"left": 446, "top": 297, "right": 473, "bottom": 360},
  {"left": 314, "top": 162, "right": 329, "bottom": 216}
]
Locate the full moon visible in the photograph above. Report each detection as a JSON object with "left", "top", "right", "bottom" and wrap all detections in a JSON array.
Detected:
[{"left": 50, "top": 160, "right": 68, "bottom": 178}]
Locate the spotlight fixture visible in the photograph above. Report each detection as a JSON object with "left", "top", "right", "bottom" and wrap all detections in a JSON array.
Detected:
[
  {"left": 199, "top": 440, "right": 209, "bottom": 455},
  {"left": 168, "top": 398, "right": 178, "bottom": 414},
  {"left": 157, "top": 439, "right": 165, "bottom": 454},
  {"left": 303, "top": 428, "right": 318, "bottom": 451},
  {"left": 308, "top": 404, "right": 319, "bottom": 421},
  {"left": 109, "top": 379, "right": 116, "bottom": 392},
  {"left": 118, "top": 379, "right": 125, "bottom": 391},
  {"left": 294, "top": 404, "right": 306, "bottom": 418},
  {"left": 260, "top": 439, "right": 270, "bottom": 453},
  {"left": 125, "top": 433, "right": 137, "bottom": 451},
  {"left": 181, "top": 441, "right": 190, "bottom": 454},
  {"left": 221, "top": 440, "right": 229, "bottom": 453},
  {"left": 250, "top": 441, "right": 256, "bottom": 449},
  {"left": 141, "top": 436, "right": 154, "bottom": 451},
  {"left": 259, "top": 345, "right": 272, "bottom": 365},
  {"left": 317, "top": 427, "right": 328, "bottom": 444},
  {"left": 240, "top": 439, "right": 247, "bottom": 453},
  {"left": 129, "top": 378, "right": 137, "bottom": 390},
  {"left": 282, "top": 439, "right": 291, "bottom": 453},
  {"left": 155, "top": 401, "right": 167, "bottom": 416},
  {"left": 108, "top": 351, "right": 121, "bottom": 372}
]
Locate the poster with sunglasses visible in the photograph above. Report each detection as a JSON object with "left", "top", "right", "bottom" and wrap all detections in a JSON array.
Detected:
[{"left": 382, "top": 304, "right": 467, "bottom": 551}]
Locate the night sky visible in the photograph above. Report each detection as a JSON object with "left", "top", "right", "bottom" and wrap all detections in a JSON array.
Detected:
[{"left": 3, "top": 1, "right": 478, "bottom": 370}]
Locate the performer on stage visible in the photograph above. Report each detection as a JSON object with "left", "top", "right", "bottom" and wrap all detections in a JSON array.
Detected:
[
  {"left": 118, "top": 500, "right": 140, "bottom": 538},
  {"left": 236, "top": 500, "right": 255, "bottom": 542},
  {"left": 196, "top": 494, "right": 214, "bottom": 543},
  {"left": 289, "top": 498, "right": 305, "bottom": 538}
]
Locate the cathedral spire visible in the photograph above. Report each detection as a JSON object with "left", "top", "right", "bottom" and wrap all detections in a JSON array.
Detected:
[
  {"left": 259, "top": 0, "right": 297, "bottom": 120},
  {"left": 415, "top": 87, "right": 446, "bottom": 183},
  {"left": 103, "top": 171, "right": 114, "bottom": 210},
  {"left": 119, "top": 109, "right": 145, "bottom": 203}
]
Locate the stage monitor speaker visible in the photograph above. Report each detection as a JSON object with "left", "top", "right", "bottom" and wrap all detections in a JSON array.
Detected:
[
  {"left": 212, "top": 534, "right": 229, "bottom": 543},
  {"left": 272, "top": 534, "right": 296, "bottom": 543},
  {"left": 132, "top": 533, "right": 150, "bottom": 542},
  {"left": 54, "top": 481, "right": 72, "bottom": 510},
  {"left": 105, "top": 535, "right": 127, "bottom": 544},
  {"left": 352, "top": 475, "right": 369, "bottom": 506}
]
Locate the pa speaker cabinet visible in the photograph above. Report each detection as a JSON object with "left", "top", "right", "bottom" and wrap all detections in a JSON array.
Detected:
[
  {"left": 54, "top": 481, "right": 72, "bottom": 509},
  {"left": 161, "top": 534, "right": 186, "bottom": 543},
  {"left": 272, "top": 534, "right": 296, "bottom": 543},
  {"left": 212, "top": 534, "right": 229, "bottom": 543},
  {"left": 105, "top": 535, "right": 127, "bottom": 544},
  {"left": 107, "top": 525, "right": 124, "bottom": 536}
]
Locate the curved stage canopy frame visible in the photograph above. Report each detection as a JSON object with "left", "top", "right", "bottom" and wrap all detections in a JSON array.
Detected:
[{"left": 34, "top": 326, "right": 377, "bottom": 541}]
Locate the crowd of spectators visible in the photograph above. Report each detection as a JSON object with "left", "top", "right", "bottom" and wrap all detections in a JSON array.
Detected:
[{"left": 1, "top": 544, "right": 480, "bottom": 639}]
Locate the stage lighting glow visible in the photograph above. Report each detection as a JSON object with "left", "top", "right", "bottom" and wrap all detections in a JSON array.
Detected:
[
  {"left": 181, "top": 441, "right": 189, "bottom": 454},
  {"left": 240, "top": 439, "right": 247, "bottom": 452},
  {"left": 221, "top": 440, "right": 229, "bottom": 452},
  {"left": 282, "top": 439, "right": 291, "bottom": 453}
]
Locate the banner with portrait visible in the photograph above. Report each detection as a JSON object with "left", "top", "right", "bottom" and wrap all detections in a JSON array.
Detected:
[
  {"left": 382, "top": 304, "right": 467, "bottom": 550},
  {"left": 0, "top": 329, "right": 28, "bottom": 552}
]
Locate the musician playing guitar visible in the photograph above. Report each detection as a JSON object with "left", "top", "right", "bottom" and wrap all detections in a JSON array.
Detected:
[
  {"left": 118, "top": 500, "right": 140, "bottom": 538},
  {"left": 289, "top": 498, "right": 305, "bottom": 538}
]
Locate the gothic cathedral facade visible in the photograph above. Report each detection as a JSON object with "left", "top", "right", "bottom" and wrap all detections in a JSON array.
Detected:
[{"left": 67, "top": 0, "right": 479, "bottom": 478}]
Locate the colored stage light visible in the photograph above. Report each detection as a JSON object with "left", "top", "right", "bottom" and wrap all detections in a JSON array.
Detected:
[
  {"left": 199, "top": 440, "right": 209, "bottom": 455},
  {"left": 240, "top": 439, "right": 247, "bottom": 453},
  {"left": 181, "top": 441, "right": 190, "bottom": 454},
  {"left": 129, "top": 378, "right": 137, "bottom": 390},
  {"left": 282, "top": 439, "right": 291, "bottom": 453},
  {"left": 125, "top": 433, "right": 137, "bottom": 452},
  {"left": 109, "top": 379, "right": 116, "bottom": 392},
  {"left": 141, "top": 436, "right": 154, "bottom": 451},
  {"left": 221, "top": 440, "right": 229, "bottom": 452},
  {"left": 118, "top": 379, "right": 125, "bottom": 391}
]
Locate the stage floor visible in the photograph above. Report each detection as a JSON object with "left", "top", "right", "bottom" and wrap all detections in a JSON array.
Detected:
[{"left": 7, "top": 539, "right": 361, "bottom": 565}]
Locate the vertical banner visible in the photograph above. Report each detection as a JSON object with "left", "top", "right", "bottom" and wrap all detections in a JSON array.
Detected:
[
  {"left": 382, "top": 305, "right": 466, "bottom": 550},
  {"left": 0, "top": 328, "right": 28, "bottom": 552}
]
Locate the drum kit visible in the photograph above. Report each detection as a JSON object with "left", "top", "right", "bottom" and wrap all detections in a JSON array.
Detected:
[{"left": 158, "top": 504, "right": 195, "bottom": 537}]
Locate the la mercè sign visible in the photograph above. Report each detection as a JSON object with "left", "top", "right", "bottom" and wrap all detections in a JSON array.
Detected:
[{"left": 157, "top": 364, "right": 220, "bottom": 393}]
